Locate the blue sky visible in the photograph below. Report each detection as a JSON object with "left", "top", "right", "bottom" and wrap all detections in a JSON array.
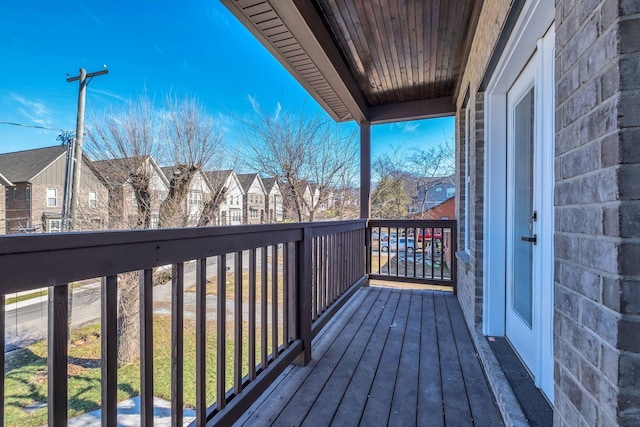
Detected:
[{"left": 0, "top": 1, "right": 453, "bottom": 163}]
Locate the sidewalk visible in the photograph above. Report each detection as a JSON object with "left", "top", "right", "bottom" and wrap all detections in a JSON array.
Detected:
[{"left": 67, "top": 396, "right": 195, "bottom": 426}]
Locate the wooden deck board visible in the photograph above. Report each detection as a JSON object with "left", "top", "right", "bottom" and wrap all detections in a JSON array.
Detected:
[
  {"left": 234, "top": 287, "right": 502, "bottom": 427},
  {"left": 389, "top": 290, "right": 422, "bottom": 426},
  {"left": 360, "top": 290, "right": 411, "bottom": 425},
  {"left": 445, "top": 294, "right": 503, "bottom": 426},
  {"left": 435, "top": 292, "right": 474, "bottom": 426},
  {"left": 331, "top": 289, "right": 400, "bottom": 425},
  {"left": 418, "top": 291, "right": 445, "bottom": 427},
  {"left": 273, "top": 287, "right": 387, "bottom": 425},
  {"left": 302, "top": 289, "right": 387, "bottom": 425}
]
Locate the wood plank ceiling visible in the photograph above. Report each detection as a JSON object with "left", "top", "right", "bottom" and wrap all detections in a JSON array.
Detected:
[{"left": 221, "top": 0, "right": 481, "bottom": 124}]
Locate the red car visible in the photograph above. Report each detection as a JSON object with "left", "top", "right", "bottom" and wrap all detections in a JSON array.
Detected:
[{"left": 416, "top": 228, "right": 442, "bottom": 242}]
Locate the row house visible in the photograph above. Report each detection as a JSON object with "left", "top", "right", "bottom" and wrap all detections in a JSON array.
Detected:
[
  {"left": 0, "top": 145, "right": 108, "bottom": 233},
  {"left": 206, "top": 170, "right": 245, "bottom": 226},
  {"left": 262, "top": 177, "right": 283, "bottom": 222},
  {"left": 237, "top": 173, "right": 266, "bottom": 224},
  {"left": 160, "top": 166, "right": 211, "bottom": 227},
  {"left": 94, "top": 156, "right": 169, "bottom": 230}
]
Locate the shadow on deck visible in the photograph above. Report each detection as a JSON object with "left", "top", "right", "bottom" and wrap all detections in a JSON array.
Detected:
[{"left": 236, "top": 286, "right": 503, "bottom": 426}]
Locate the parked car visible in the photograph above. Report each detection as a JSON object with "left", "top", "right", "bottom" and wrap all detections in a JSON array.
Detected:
[
  {"left": 372, "top": 231, "right": 388, "bottom": 241},
  {"left": 380, "top": 237, "right": 416, "bottom": 253},
  {"left": 417, "top": 228, "right": 442, "bottom": 242}
]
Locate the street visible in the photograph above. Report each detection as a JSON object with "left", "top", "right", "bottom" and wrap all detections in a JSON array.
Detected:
[{"left": 5, "top": 251, "right": 262, "bottom": 352}]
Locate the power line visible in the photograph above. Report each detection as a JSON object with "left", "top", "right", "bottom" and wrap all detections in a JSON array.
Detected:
[{"left": 0, "top": 121, "right": 70, "bottom": 132}]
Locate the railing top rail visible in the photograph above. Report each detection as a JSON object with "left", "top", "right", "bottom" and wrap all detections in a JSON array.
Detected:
[
  {"left": 368, "top": 219, "right": 457, "bottom": 228},
  {"left": 0, "top": 219, "right": 367, "bottom": 294}
]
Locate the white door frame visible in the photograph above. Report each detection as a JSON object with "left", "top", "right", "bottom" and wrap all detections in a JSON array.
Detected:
[{"left": 483, "top": 0, "right": 555, "bottom": 401}]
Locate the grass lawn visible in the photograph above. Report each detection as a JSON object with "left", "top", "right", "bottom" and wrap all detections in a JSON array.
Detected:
[{"left": 4, "top": 314, "right": 269, "bottom": 426}]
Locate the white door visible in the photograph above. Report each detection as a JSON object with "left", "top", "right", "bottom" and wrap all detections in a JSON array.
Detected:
[
  {"left": 484, "top": 6, "right": 555, "bottom": 401},
  {"left": 506, "top": 56, "right": 538, "bottom": 373}
]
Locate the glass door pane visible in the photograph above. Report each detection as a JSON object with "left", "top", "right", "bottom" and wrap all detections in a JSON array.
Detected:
[{"left": 512, "top": 87, "right": 534, "bottom": 327}]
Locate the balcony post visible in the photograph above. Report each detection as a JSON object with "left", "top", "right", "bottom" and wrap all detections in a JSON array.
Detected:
[
  {"left": 360, "top": 121, "right": 371, "bottom": 219},
  {"left": 295, "top": 226, "right": 313, "bottom": 365},
  {"left": 48, "top": 284, "right": 69, "bottom": 427}
]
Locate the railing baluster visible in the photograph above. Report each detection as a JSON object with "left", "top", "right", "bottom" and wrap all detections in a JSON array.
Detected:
[
  {"left": 261, "top": 247, "right": 268, "bottom": 370},
  {"left": 248, "top": 249, "right": 257, "bottom": 381},
  {"left": 312, "top": 237, "right": 318, "bottom": 320},
  {"left": 271, "top": 244, "right": 279, "bottom": 358},
  {"left": 431, "top": 230, "right": 436, "bottom": 279},
  {"left": 101, "top": 276, "right": 118, "bottom": 427},
  {"left": 320, "top": 236, "right": 326, "bottom": 313},
  {"left": 196, "top": 259, "right": 207, "bottom": 424},
  {"left": 140, "top": 269, "right": 154, "bottom": 426},
  {"left": 48, "top": 284, "right": 68, "bottom": 427},
  {"left": 234, "top": 251, "right": 243, "bottom": 394},
  {"left": 282, "top": 243, "right": 289, "bottom": 348},
  {"left": 171, "top": 263, "right": 184, "bottom": 427},
  {"left": 217, "top": 255, "right": 227, "bottom": 411}
]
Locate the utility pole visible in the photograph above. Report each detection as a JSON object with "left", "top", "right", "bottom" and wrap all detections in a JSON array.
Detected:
[{"left": 65, "top": 67, "right": 108, "bottom": 231}]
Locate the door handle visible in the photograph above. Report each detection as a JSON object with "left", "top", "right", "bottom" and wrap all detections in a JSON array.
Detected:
[{"left": 521, "top": 235, "right": 537, "bottom": 245}]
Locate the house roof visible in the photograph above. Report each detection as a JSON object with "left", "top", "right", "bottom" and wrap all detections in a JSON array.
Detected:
[
  {"left": 205, "top": 170, "right": 233, "bottom": 190},
  {"left": 413, "top": 196, "right": 456, "bottom": 220},
  {"left": 237, "top": 173, "right": 266, "bottom": 195},
  {"left": 262, "top": 177, "right": 279, "bottom": 193},
  {"left": 221, "top": 0, "right": 482, "bottom": 123},
  {"left": 0, "top": 172, "right": 13, "bottom": 187},
  {"left": 92, "top": 159, "right": 132, "bottom": 186},
  {"left": 0, "top": 145, "right": 67, "bottom": 182},
  {"left": 93, "top": 156, "right": 169, "bottom": 188},
  {"left": 205, "top": 170, "right": 246, "bottom": 195}
]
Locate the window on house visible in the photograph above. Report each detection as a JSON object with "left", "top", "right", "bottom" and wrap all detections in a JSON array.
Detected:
[
  {"left": 47, "top": 188, "right": 57, "bottom": 207},
  {"left": 447, "top": 188, "right": 455, "bottom": 198},
  {"left": 89, "top": 191, "right": 98, "bottom": 208},
  {"left": 132, "top": 192, "right": 138, "bottom": 206},
  {"left": 25, "top": 186, "right": 30, "bottom": 201},
  {"left": 158, "top": 192, "right": 165, "bottom": 203},
  {"left": 48, "top": 219, "right": 61, "bottom": 233}
]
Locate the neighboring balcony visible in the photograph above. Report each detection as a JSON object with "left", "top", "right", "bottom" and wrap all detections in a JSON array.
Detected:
[{"left": 0, "top": 218, "right": 500, "bottom": 426}]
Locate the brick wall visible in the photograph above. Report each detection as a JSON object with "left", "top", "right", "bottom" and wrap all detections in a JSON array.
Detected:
[
  {"left": 5, "top": 182, "right": 32, "bottom": 232},
  {"left": 454, "top": 0, "right": 512, "bottom": 329},
  {"left": 554, "top": 0, "right": 640, "bottom": 425}
]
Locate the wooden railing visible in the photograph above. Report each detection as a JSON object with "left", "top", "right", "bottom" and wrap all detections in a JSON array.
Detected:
[
  {"left": 0, "top": 220, "right": 366, "bottom": 426},
  {"left": 367, "top": 219, "right": 457, "bottom": 291}
]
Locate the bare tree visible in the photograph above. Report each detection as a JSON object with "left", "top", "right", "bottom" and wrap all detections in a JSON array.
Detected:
[
  {"left": 241, "top": 102, "right": 357, "bottom": 221},
  {"left": 85, "top": 96, "right": 161, "bottom": 365},
  {"left": 85, "top": 94, "right": 224, "bottom": 364},
  {"left": 86, "top": 96, "right": 159, "bottom": 230},
  {"left": 409, "top": 139, "right": 455, "bottom": 216},
  {"left": 158, "top": 95, "right": 224, "bottom": 228}
]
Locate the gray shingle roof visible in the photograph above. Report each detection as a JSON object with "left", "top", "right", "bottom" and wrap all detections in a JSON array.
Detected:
[
  {"left": 262, "top": 177, "right": 277, "bottom": 192},
  {"left": 0, "top": 145, "right": 67, "bottom": 182},
  {"left": 205, "top": 170, "right": 233, "bottom": 191},
  {"left": 237, "top": 173, "right": 264, "bottom": 194}
]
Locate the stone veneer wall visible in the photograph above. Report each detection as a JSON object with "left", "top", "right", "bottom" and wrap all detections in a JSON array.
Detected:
[{"left": 554, "top": 0, "right": 640, "bottom": 425}]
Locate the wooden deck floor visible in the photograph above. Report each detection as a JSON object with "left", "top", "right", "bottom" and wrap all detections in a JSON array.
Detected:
[{"left": 235, "top": 286, "right": 503, "bottom": 426}]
